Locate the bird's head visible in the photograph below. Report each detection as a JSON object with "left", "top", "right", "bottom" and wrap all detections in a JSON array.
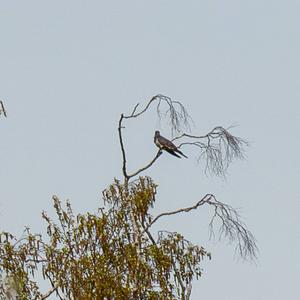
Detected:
[{"left": 154, "top": 130, "right": 160, "bottom": 137}]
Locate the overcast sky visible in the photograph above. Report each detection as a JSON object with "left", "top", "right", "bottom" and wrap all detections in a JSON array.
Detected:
[{"left": 0, "top": 1, "right": 299, "bottom": 299}]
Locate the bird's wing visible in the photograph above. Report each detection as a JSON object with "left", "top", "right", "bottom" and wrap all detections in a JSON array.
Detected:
[{"left": 158, "top": 136, "right": 177, "bottom": 151}]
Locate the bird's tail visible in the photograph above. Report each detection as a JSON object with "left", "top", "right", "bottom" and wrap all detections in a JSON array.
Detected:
[
  {"left": 176, "top": 149, "right": 188, "bottom": 158},
  {"left": 165, "top": 148, "right": 182, "bottom": 158}
]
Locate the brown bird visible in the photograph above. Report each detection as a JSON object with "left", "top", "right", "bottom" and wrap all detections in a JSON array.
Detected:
[{"left": 154, "top": 131, "right": 188, "bottom": 158}]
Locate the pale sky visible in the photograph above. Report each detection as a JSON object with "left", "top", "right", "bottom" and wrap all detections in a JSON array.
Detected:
[{"left": 0, "top": 1, "right": 300, "bottom": 299}]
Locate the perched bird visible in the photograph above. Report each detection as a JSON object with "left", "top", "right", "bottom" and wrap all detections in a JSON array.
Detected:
[{"left": 154, "top": 131, "right": 188, "bottom": 158}]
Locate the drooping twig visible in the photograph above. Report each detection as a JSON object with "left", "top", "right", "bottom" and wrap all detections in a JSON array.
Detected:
[
  {"left": 144, "top": 194, "right": 257, "bottom": 261},
  {"left": 173, "top": 126, "right": 248, "bottom": 176},
  {"left": 123, "top": 95, "right": 192, "bottom": 134}
]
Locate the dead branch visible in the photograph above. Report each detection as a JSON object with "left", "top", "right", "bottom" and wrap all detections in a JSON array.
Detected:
[
  {"left": 145, "top": 194, "right": 257, "bottom": 260},
  {"left": 173, "top": 126, "right": 248, "bottom": 176},
  {"left": 123, "top": 94, "right": 192, "bottom": 134},
  {"left": 41, "top": 286, "right": 57, "bottom": 300},
  {"left": 119, "top": 96, "right": 247, "bottom": 181},
  {"left": 127, "top": 150, "right": 163, "bottom": 179},
  {"left": 118, "top": 114, "right": 129, "bottom": 180},
  {"left": 118, "top": 95, "right": 191, "bottom": 181}
]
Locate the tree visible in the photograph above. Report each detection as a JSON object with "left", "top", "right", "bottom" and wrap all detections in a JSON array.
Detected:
[{"left": 0, "top": 95, "right": 257, "bottom": 299}]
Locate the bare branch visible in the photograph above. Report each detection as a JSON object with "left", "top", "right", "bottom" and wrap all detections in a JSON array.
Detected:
[
  {"left": 145, "top": 194, "right": 257, "bottom": 260},
  {"left": 123, "top": 94, "right": 192, "bottom": 134},
  {"left": 173, "top": 126, "right": 248, "bottom": 176},
  {"left": 119, "top": 95, "right": 192, "bottom": 181},
  {"left": 145, "top": 196, "right": 209, "bottom": 230},
  {"left": 118, "top": 114, "right": 129, "bottom": 180},
  {"left": 121, "top": 97, "right": 246, "bottom": 179},
  {"left": 123, "top": 97, "right": 156, "bottom": 119},
  {"left": 41, "top": 286, "right": 57, "bottom": 300},
  {"left": 207, "top": 197, "right": 258, "bottom": 260},
  {"left": 131, "top": 103, "right": 140, "bottom": 115},
  {"left": 128, "top": 150, "right": 162, "bottom": 179}
]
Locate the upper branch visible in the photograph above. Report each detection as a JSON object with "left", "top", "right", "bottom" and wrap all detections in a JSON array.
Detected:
[
  {"left": 173, "top": 126, "right": 248, "bottom": 176},
  {"left": 118, "top": 95, "right": 192, "bottom": 181},
  {"left": 118, "top": 96, "right": 247, "bottom": 180},
  {"left": 128, "top": 150, "right": 163, "bottom": 179},
  {"left": 123, "top": 94, "right": 192, "bottom": 134},
  {"left": 123, "top": 96, "right": 157, "bottom": 119},
  {"left": 144, "top": 195, "right": 209, "bottom": 231},
  {"left": 118, "top": 114, "right": 129, "bottom": 180}
]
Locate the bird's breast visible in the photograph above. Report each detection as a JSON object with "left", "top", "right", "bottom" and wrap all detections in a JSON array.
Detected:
[{"left": 154, "top": 138, "right": 163, "bottom": 149}]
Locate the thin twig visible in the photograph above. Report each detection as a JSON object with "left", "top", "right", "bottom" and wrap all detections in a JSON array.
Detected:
[
  {"left": 172, "top": 127, "right": 221, "bottom": 142},
  {"left": 173, "top": 126, "right": 248, "bottom": 176},
  {"left": 128, "top": 150, "right": 163, "bottom": 179},
  {"left": 40, "top": 286, "right": 57, "bottom": 300},
  {"left": 123, "top": 96, "right": 158, "bottom": 119},
  {"left": 144, "top": 195, "right": 210, "bottom": 232}
]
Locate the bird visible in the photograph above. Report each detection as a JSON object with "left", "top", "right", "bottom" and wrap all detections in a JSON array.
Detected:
[{"left": 154, "top": 131, "right": 188, "bottom": 158}]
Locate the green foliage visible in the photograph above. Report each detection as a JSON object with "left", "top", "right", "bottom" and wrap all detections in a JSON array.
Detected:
[{"left": 0, "top": 177, "right": 210, "bottom": 299}]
